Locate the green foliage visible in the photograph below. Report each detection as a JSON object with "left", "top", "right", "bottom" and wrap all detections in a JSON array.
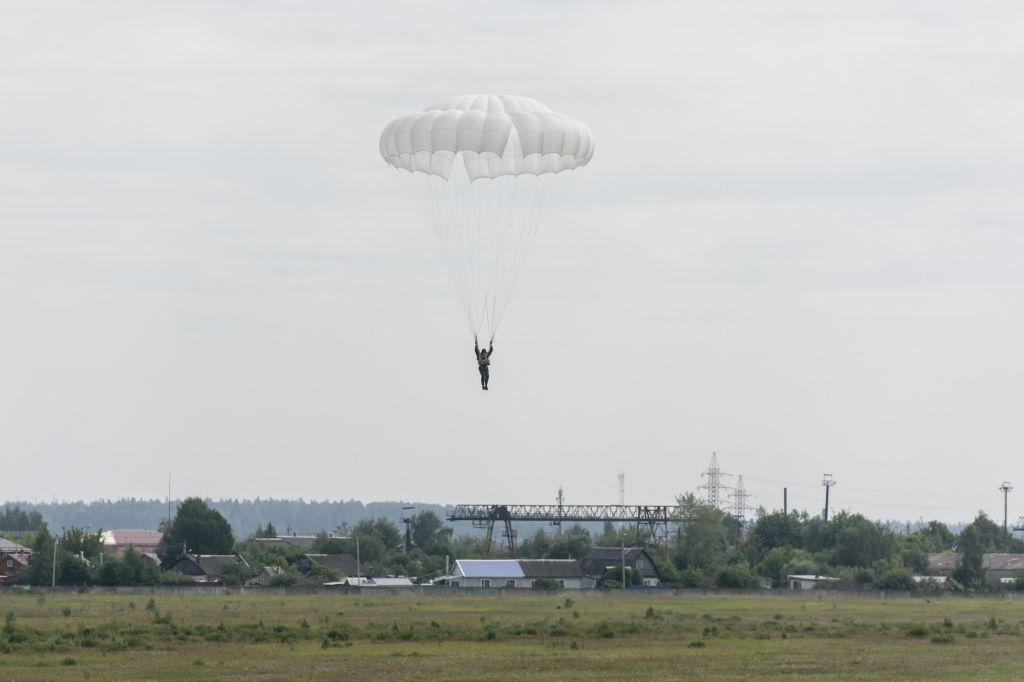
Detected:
[
  {"left": 218, "top": 562, "right": 253, "bottom": 587},
  {"left": 953, "top": 522, "right": 985, "bottom": 588},
  {"left": 17, "top": 528, "right": 56, "bottom": 585},
  {"left": 677, "top": 567, "right": 709, "bottom": 588},
  {"left": 913, "top": 521, "right": 955, "bottom": 553},
  {"left": 157, "top": 498, "right": 235, "bottom": 563},
  {"left": 60, "top": 527, "right": 105, "bottom": 560},
  {"left": 715, "top": 563, "right": 762, "bottom": 589},
  {"left": 97, "top": 547, "right": 160, "bottom": 586},
  {"left": 0, "top": 505, "right": 47, "bottom": 532},
  {"left": 755, "top": 547, "right": 797, "bottom": 587},
  {"left": 876, "top": 567, "right": 916, "bottom": 591},
  {"left": 306, "top": 563, "right": 341, "bottom": 583},
  {"left": 746, "top": 512, "right": 804, "bottom": 562},
  {"left": 410, "top": 511, "right": 453, "bottom": 554},
  {"left": 831, "top": 514, "right": 897, "bottom": 568},
  {"left": 269, "top": 568, "right": 300, "bottom": 587},
  {"left": 673, "top": 495, "right": 729, "bottom": 572}
]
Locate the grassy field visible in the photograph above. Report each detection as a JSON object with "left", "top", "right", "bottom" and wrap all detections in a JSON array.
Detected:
[{"left": 2, "top": 589, "right": 1024, "bottom": 680}]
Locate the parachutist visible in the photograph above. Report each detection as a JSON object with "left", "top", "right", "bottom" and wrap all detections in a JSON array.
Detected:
[{"left": 475, "top": 337, "right": 494, "bottom": 390}]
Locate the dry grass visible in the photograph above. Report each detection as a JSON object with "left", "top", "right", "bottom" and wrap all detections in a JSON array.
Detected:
[{"left": 2, "top": 590, "right": 1024, "bottom": 679}]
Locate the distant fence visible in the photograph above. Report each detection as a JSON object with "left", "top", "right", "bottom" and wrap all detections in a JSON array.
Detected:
[{"left": 4, "top": 584, "right": 1024, "bottom": 600}]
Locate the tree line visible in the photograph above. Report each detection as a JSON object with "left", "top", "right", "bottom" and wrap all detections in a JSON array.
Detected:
[{"left": 4, "top": 496, "right": 1022, "bottom": 590}]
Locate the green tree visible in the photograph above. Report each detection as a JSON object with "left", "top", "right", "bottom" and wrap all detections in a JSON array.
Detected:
[
  {"left": 831, "top": 514, "right": 897, "bottom": 568},
  {"left": 755, "top": 546, "right": 798, "bottom": 587},
  {"left": 745, "top": 511, "right": 803, "bottom": 562},
  {"left": 673, "top": 495, "right": 729, "bottom": 572},
  {"left": 60, "top": 527, "right": 105, "bottom": 560},
  {"left": 0, "top": 506, "right": 47, "bottom": 532},
  {"left": 914, "top": 520, "right": 955, "bottom": 552},
  {"left": 156, "top": 498, "right": 234, "bottom": 564},
  {"left": 57, "top": 554, "right": 93, "bottom": 585},
  {"left": 353, "top": 517, "right": 403, "bottom": 555},
  {"left": 518, "top": 529, "right": 552, "bottom": 559},
  {"left": 953, "top": 523, "right": 985, "bottom": 588},
  {"left": 877, "top": 567, "right": 916, "bottom": 591},
  {"left": 715, "top": 563, "right": 762, "bottom": 588},
  {"left": 17, "top": 528, "right": 56, "bottom": 585},
  {"left": 546, "top": 525, "right": 592, "bottom": 560},
  {"left": 96, "top": 547, "right": 159, "bottom": 586},
  {"left": 410, "top": 511, "right": 452, "bottom": 554}
]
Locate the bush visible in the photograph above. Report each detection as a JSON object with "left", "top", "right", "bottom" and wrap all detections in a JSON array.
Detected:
[
  {"left": 269, "top": 569, "right": 299, "bottom": 587},
  {"left": 715, "top": 564, "right": 762, "bottom": 589},
  {"left": 677, "top": 568, "right": 709, "bottom": 588},
  {"left": 877, "top": 568, "right": 915, "bottom": 591}
]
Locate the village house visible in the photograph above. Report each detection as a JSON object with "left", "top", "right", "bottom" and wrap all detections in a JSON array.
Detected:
[
  {"left": 101, "top": 530, "right": 163, "bottom": 557},
  {"left": 0, "top": 538, "right": 31, "bottom": 584},
  {"left": 168, "top": 554, "right": 253, "bottom": 583},
  {"left": 435, "top": 559, "right": 596, "bottom": 589},
  {"left": 296, "top": 553, "right": 359, "bottom": 577},
  {"left": 580, "top": 547, "right": 662, "bottom": 586}
]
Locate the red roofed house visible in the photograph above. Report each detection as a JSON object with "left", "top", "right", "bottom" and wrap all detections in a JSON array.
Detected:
[{"left": 0, "top": 538, "right": 32, "bottom": 584}]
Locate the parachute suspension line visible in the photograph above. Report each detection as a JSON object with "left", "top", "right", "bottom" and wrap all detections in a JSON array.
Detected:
[{"left": 392, "top": 158, "right": 581, "bottom": 341}]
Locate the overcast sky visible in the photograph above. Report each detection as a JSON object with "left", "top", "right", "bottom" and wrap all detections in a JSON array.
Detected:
[{"left": 2, "top": 1, "right": 1023, "bottom": 524}]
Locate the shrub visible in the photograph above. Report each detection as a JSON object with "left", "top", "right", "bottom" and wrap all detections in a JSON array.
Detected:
[
  {"left": 715, "top": 564, "right": 761, "bottom": 589},
  {"left": 877, "top": 568, "right": 915, "bottom": 591},
  {"left": 678, "top": 568, "right": 708, "bottom": 588}
]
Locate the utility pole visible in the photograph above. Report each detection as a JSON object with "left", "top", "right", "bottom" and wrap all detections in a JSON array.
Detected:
[
  {"left": 1000, "top": 482, "right": 1013, "bottom": 535},
  {"left": 618, "top": 472, "right": 625, "bottom": 506},
  {"left": 401, "top": 506, "right": 415, "bottom": 553},
  {"left": 51, "top": 533, "right": 59, "bottom": 588},
  {"left": 553, "top": 487, "right": 564, "bottom": 537},
  {"left": 621, "top": 540, "right": 626, "bottom": 591},
  {"left": 822, "top": 474, "right": 837, "bottom": 521}
]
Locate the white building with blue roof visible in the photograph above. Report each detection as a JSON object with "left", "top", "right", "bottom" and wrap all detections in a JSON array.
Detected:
[{"left": 435, "top": 559, "right": 596, "bottom": 589}]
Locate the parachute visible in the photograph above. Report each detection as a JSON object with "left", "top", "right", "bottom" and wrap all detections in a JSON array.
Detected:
[{"left": 380, "top": 94, "right": 594, "bottom": 340}]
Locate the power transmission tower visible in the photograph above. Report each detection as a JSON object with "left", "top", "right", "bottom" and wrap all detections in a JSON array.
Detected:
[
  {"left": 1000, "top": 482, "right": 1013, "bottom": 535},
  {"left": 822, "top": 474, "right": 837, "bottom": 521},
  {"left": 618, "top": 472, "right": 625, "bottom": 506},
  {"left": 699, "top": 452, "right": 732, "bottom": 510},
  {"left": 729, "top": 475, "right": 755, "bottom": 523}
]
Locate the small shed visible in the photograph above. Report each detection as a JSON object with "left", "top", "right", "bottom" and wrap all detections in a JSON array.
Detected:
[{"left": 786, "top": 574, "right": 840, "bottom": 590}]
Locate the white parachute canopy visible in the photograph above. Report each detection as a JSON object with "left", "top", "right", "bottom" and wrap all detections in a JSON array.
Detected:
[{"left": 380, "top": 94, "right": 594, "bottom": 340}]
